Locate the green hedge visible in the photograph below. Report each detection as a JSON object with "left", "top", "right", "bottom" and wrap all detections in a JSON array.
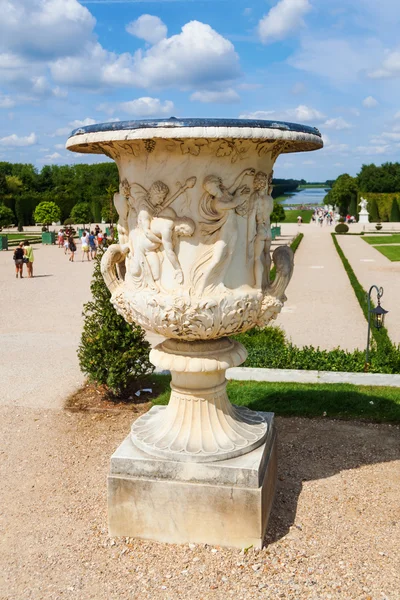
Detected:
[
  {"left": 235, "top": 325, "right": 400, "bottom": 374},
  {"left": 361, "top": 193, "right": 400, "bottom": 222}
]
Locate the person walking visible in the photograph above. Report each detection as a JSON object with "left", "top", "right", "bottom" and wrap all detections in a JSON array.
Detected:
[
  {"left": 13, "top": 242, "right": 25, "bottom": 278},
  {"left": 57, "top": 229, "right": 64, "bottom": 248},
  {"left": 68, "top": 235, "right": 76, "bottom": 262},
  {"left": 88, "top": 230, "right": 97, "bottom": 259},
  {"left": 81, "top": 230, "right": 91, "bottom": 261},
  {"left": 23, "top": 240, "right": 34, "bottom": 277}
]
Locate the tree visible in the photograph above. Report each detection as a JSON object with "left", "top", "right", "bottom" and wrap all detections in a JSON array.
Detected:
[
  {"left": 390, "top": 197, "right": 400, "bottom": 222},
  {"left": 270, "top": 202, "right": 286, "bottom": 224},
  {"left": 330, "top": 174, "right": 358, "bottom": 216},
  {"left": 70, "top": 202, "right": 92, "bottom": 226},
  {"left": 0, "top": 204, "right": 15, "bottom": 228},
  {"left": 78, "top": 246, "right": 153, "bottom": 396},
  {"left": 33, "top": 201, "right": 61, "bottom": 226},
  {"left": 101, "top": 203, "right": 118, "bottom": 224},
  {"left": 369, "top": 198, "right": 380, "bottom": 222},
  {"left": 348, "top": 195, "right": 358, "bottom": 219}
]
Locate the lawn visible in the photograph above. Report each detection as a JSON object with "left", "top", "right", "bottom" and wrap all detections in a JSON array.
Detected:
[
  {"left": 373, "top": 245, "right": 400, "bottom": 261},
  {"left": 151, "top": 377, "right": 400, "bottom": 423},
  {"left": 7, "top": 233, "right": 41, "bottom": 241},
  {"left": 283, "top": 209, "right": 314, "bottom": 223},
  {"left": 363, "top": 234, "right": 400, "bottom": 245}
]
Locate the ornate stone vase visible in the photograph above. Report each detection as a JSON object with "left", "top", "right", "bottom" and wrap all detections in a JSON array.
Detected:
[{"left": 67, "top": 118, "right": 322, "bottom": 464}]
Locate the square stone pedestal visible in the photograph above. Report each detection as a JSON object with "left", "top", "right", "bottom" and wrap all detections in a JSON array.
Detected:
[{"left": 108, "top": 409, "right": 277, "bottom": 549}]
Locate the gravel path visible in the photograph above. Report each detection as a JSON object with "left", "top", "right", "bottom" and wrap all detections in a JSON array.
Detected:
[
  {"left": 337, "top": 235, "right": 400, "bottom": 345},
  {"left": 275, "top": 224, "right": 367, "bottom": 350},
  {"left": 0, "top": 243, "right": 93, "bottom": 409},
  {"left": 1, "top": 406, "right": 399, "bottom": 600}
]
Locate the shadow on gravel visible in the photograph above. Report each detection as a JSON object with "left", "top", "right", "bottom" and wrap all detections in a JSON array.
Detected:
[{"left": 262, "top": 415, "right": 400, "bottom": 546}]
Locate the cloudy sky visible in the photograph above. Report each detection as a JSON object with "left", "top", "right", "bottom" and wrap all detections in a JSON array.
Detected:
[{"left": 1, "top": 0, "right": 400, "bottom": 180}]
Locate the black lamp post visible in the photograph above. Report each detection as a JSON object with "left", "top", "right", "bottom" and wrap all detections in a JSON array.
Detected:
[{"left": 365, "top": 285, "right": 388, "bottom": 371}]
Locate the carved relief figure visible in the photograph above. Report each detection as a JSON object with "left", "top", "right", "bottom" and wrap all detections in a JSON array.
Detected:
[
  {"left": 247, "top": 171, "right": 274, "bottom": 290},
  {"left": 127, "top": 178, "right": 196, "bottom": 288},
  {"left": 113, "top": 178, "right": 131, "bottom": 248},
  {"left": 192, "top": 168, "right": 255, "bottom": 294}
]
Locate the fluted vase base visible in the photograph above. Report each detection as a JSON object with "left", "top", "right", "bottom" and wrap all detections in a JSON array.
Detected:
[{"left": 130, "top": 338, "right": 269, "bottom": 463}]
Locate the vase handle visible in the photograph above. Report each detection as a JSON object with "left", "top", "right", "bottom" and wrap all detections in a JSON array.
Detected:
[
  {"left": 100, "top": 244, "right": 129, "bottom": 294},
  {"left": 266, "top": 245, "right": 294, "bottom": 300}
]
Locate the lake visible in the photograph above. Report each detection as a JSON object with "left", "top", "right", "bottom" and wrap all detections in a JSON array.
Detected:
[{"left": 281, "top": 187, "right": 329, "bottom": 205}]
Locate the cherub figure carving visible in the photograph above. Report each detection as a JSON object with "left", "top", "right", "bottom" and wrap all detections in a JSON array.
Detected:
[
  {"left": 113, "top": 178, "right": 131, "bottom": 248},
  {"left": 127, "top": 178, "right": 196, "bottom": 288},
  {"left": 191, "top": 168, "right": 255, "bottom": 294},
  {"left": 247, "top": 171, "right": 274, "bottom": 290}
]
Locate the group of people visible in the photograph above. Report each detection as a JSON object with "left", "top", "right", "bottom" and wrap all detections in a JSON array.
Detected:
[
  {"left": 58, "top": 225, "right": 111, "bottom": 263},
  {"left": 13, "top": 240, "right": 34, "bottom": 278},
  {"left": 311, "top": 208, "right": 337, "bottom": 227}
]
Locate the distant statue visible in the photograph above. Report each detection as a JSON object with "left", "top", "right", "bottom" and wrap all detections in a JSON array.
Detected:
[{"left": 359, "top": 197, "right": 368, "bottom": 212}]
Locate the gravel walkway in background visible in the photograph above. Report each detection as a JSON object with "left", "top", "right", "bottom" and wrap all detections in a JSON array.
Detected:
[
  {"left": 1, "top": 406, "right": 399, "bottom": 600},
  {"left": 0, "top": 243, "right": 93, "bottom": 409},
  {"left": 275, "top": 224, "right": 367, "bottom": 351}
]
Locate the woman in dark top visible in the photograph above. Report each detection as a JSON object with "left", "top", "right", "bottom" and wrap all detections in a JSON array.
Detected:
[
  {"left": 68, "top": 235, "right": 76, "bottom": 262},
  {"left": 13, "top": 242, "right": 25, "bottom": 279}
]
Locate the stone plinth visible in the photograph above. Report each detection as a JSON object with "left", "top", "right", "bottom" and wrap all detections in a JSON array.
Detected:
[
  {"left": 358, "top": 212, "right": 369, "bottom": 224},
  {"left": 108, "top": 410, "right": 276, "bottom": 549}
]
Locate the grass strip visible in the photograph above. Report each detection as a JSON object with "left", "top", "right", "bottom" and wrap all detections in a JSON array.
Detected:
[
  {"left": 151, "top": 375, "right": 400, "bottom": 423},
  {"left": 362, "top": 235, "right": 400, "bottom": 245},
  {"left": 270, "top": 232, "right": 303, "bottom": 283},
  {"left": 373, "top": 245, "right": 400, "bottom": 261},
  {"left": 283, "top": 209, "right": 313, "bottom": 223},
  {"left": 331, "top": 233, "right": 392, "bottom": 349}
]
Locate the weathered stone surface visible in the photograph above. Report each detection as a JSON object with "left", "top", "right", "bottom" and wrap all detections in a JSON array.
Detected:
[{"left": 108, "top": 413, "right": 276, "bottom": 549}]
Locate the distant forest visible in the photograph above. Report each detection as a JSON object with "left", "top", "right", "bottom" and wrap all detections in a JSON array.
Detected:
[
  {"left": 0, "top": 159, "right": 333, "bottom": 227},
  {"left": 0, "top": 162, "right": 119, "bottom": 227}
]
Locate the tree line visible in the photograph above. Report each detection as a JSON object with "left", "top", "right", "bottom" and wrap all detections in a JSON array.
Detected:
[
  {"left": 326, "top": 162, "right": 400, "bottom": 221},
  {"left": 0, "top": 161, "right": 119, "bottom": 229}
]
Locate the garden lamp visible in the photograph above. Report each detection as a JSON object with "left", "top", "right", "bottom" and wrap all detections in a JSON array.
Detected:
[{"left": 365, "top": 285, "right": 388, "bottom": 371}]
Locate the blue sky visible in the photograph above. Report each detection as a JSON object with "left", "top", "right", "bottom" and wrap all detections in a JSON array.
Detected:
[{"left": 1, "top": 0, "right": 400, "bottom": 180}]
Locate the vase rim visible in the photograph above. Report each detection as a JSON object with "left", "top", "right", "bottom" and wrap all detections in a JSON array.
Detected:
[
  {"left": 66, "top": 117, "right": 323, "bottom": 155},
  {"left": 68, "top": 117, "right": 321, "bottom": 139}
]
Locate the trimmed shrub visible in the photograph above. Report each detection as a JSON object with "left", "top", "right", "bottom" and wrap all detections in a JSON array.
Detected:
[
  {"left": 78, "top": 245, "right": 153, "bottom": 396},
  {"left": 335, "top": 223, "right": 349, "bottom": 233},
  {"left": 390, "top": 197, "right": 400, "bottom": 222},
  {"left": 369, "top": 198, "right": 380, "bottom": 222},
  {"left": 64, "top": 217, "right": 74, "bottom": 226}
]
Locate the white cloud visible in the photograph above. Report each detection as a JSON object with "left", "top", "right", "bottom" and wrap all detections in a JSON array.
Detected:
[
  {"left": 51, "top": 21, "right": 240, "bottom": 90},
  {"left": 239, "top": 105, "right": 325, "bottom": 122},
  {"left": 0, "top": 132, "right": 37, "bottom": 147},
  {"left": 363, "top": 96, "right": 378, "bottom": 108},
  {"left": 303, "top": 159, "right": 315, "bottom": 165},
  {"left": 258, "top": 0, "right": 311, "bottom": 44},
  {"left": 289, "top": 37, "right": 383, "bottom": 84},
  {"left": 323, "top": 117, "right": 352, "bottom": 130},
  {"left": 381, "top": 132, "right": 400, "bottom": 141},
  {"left": 355, "top": 145, "right": 389, "bottom": 155},
  {"left": 0, "top": 0, "right": 95, "bottom": 60},
  {"left": 368, "top": 49, "right": 400, "bottom": 79},
  {"left": 394, "top": 111, "right": 400, "bottom": 119},
  {"left": 0, "top": 94, "right": 15, "bottom": 109},
  {"left": 126, "top": 14, "right": 167, "bottom": 45},
  {"left": 52, "top": 86, "right": 67, "bottom": 98},
  {"left": 101, "top": 97, "right": 174, "bottom": 117},
  {"left": 190, "top": 89, "right": 240, "bottom": 104},
  {"left": 321, "top": 134, "right": 349, "bottom": 154},
  {"left": 53, "top": 117, "right": 95, "bottom": 137}
]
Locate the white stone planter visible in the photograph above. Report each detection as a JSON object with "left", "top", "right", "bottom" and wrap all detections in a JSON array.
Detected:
[{"left": 67, "top": 118, "right": 322, "bottom": 463}]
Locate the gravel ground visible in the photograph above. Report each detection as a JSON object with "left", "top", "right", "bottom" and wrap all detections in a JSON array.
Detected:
[{"left": 1, "top": 407, "right": 399, "bottom": 600}]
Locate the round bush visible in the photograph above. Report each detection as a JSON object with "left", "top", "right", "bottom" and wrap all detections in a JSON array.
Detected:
[
  {"left": 335, "top": 223, "right": 349, "bottom": 233},
  {"left": 64, "top": 218, "right": 74, "bottom": 226}
]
